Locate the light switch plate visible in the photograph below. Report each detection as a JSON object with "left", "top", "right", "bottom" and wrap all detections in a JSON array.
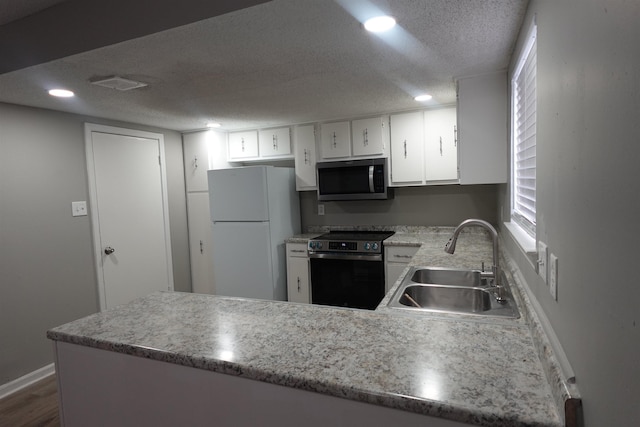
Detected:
[
  {"left": 549, "top": 253, "right": 558, "bottom": 300},
  {"left": 317, "top": 204, "right": 325, "bottom": 216},
  {"left": 71, "top": 201, "right": 87, "bottom": 217},
  {"left": 537, "top": 241, "right": 548, "bottom": 283}
]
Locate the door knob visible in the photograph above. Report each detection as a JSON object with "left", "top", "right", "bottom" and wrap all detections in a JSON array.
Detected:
[{"left": 104, "top": 246, "right": 115, "bottom": 255}]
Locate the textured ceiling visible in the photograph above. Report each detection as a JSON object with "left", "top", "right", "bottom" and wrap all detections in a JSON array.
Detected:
[
  {"left": 0, "top": 0, "right": 529, "bottom": 132},
  {"left": 0, "top": 0, "right": 68, "bottom": 25}
]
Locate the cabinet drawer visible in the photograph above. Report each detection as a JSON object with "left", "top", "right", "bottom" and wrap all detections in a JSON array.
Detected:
[
  {"left": 385, "top": 245, "right": 419, "bottom": 263},
  {"left": 287, "top": 243, "right": 309, "bottom": 258}
]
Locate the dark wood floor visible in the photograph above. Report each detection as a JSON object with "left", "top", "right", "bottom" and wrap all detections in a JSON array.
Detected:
[{"left": 0, "top": 375, "right": 60, "bottom": 427}]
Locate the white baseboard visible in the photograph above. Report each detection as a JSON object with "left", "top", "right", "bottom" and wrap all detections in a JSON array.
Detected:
[{"left": 0, "top": 363, "right": 55, "bottom": 400}]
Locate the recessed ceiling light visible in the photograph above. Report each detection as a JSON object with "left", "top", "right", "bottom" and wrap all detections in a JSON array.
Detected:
[
  {"left": 48, "top": 89, "right": 75, "bottom": 98},
  {"left": 414, "top": 94, "right": 433, "bottom": 102},
  {"left": 207, "top": 122, "right": 221, "bottom": 128},
  {"left": 364, "top": 16, "right": 396, "bottom": 33}
]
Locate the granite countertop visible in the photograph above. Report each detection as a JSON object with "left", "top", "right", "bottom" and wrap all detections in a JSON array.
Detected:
[{"left": 49, "top": 228, "right": 563, "bottom": 427}]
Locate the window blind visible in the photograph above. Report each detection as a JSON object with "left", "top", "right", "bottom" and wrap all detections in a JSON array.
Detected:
[{"left": 512, "top": 27, "right": 537, "bottom": 235}]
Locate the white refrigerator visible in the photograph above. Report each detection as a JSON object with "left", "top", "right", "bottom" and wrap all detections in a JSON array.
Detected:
[{"left": 207, "top": 166, "right": 301, "bottom": 300}]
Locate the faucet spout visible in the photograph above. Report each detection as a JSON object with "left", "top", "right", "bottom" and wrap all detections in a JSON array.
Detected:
[{"left": 444, "top": 219, "right": 505, "bottom": 302}]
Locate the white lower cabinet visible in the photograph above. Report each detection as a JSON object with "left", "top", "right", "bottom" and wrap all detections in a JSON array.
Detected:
[
  {"left": 187, "top": 192, "right": 215, "bottom": 294},
  {"left": 286, "top": 243, "right": 310, "bottom": 303},
  {"left": 385, "top": 245, "right": 419, "bottom": 292}
]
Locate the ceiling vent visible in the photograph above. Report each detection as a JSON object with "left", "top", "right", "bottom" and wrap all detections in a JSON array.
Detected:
[{"left": 90, "top": 76, "right": 147, "bottom": 91}]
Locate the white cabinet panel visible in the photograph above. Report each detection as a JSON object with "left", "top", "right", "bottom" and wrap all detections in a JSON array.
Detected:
[
  {"left": 320, "top": 121, "right": 351, "bottom": 159},
  {"left": 183, "top": 133, "right": 210, "bottom": 192},
  {"left": 228, "top": 131, "right": 259, "bottom": 160},
  {"left": 424, "top": 108, "right": 458, "bottom": 182},
  {"left": 293, "top": 125, "right": 317, "bottom": 190},
  {"left": 385, "top": 245, "right": 419, "bottom": 292},
  {"left": 286, "top": 243, "right": 310, "bottom": 303},
  {"left": 187, "top": 193, "right": 215, "bottom": 294},
  {"left": 259, "top": 127, "right": 291, "bottom": 158},
  {"left": 390, "top": 112, "right": 424, "bottom": 185},
  {"left": 351, "top": 117, "right": 386, "bottom": 157}
]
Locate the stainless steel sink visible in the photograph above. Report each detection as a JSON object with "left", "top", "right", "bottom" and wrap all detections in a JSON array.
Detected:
[
  {"left": 388, "top": 267, "right": 520, "bottom": 318},
  {"left": 409, "top": 267, "right": 483, "bottom": 287}
]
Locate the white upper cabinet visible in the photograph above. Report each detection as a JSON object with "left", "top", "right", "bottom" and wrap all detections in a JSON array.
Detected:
[
  {"left": 320, "top": 121, "right": 351, "bottom": 159},
  {"left": 183, "top": 132, "right": 210, "bottom": 192},
  {"left": 351, "top": 117, "right": 386, "bottom": 157},
  {"left": 389, "top": 112, "right": 424, "bottom": 185},
  {"left": 457, "top": 72, "right": 508, "bottom": 184},
  {"left": 424, "top": 108, "right": 458, "bottom": 182},
  {"left": 228, "top": 130, "right": 259, "bottom": 160},
  {"left": 293, "top": 125, "right": 317, "bottom": 191},
  {"left": 258, "top": 127, "right": 292, "bottom": 158}
]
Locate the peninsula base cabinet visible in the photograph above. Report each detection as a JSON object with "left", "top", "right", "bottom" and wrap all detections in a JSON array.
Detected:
[
  {"left": 53, "top": 341, "right": 472, "bottom": 427},
  {"left": 385, "top": 245, "right": 419, "bottom": 292},
  {"left": 286, "top": 243, "right": 310, "bottom": 303}
]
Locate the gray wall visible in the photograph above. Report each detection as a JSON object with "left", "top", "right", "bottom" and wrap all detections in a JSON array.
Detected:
[
  {"left": 499, "top": 1, "right": 640, "bottom": 425},
  {"left": 301, "top": 185, "right": 498, "bottom": 230},
  {"left": 0, "top": 102, "right": 190, "bottom": 385}
]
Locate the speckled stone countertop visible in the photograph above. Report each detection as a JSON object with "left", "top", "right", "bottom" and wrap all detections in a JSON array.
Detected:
[{"left": 49, "top": 228, "right": 563, "bottom": 427}]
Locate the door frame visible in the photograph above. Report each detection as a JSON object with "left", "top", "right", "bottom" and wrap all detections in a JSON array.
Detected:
[{"left": 84, "top": 123, "right": 174, "bottom": 311}]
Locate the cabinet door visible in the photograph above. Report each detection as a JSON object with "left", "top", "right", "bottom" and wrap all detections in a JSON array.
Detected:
[
  {"left": 320, "top": 121, "right": 351, "bottom": 159},
  {"left": 424, "top": 108, "right": 458, "bottom": 182},
  {"left": 351, "top": 117, "right": 385, "bottom": 157},
  {"left": 389, "top": 112, "right": 424, "bottom": 184},
  {"left": 228, "top": 131, "right": 258, "bottom": 159},
  {"left": 183, "top": 132, "right": 210, "bottom": 192},
  {"left": 259, "top": 127, "right": 292, "bottom": 157},
  {"left": 294, "top": 125, "right": 317, "bottom": 190},
  {"left": 385, "top": 245, "right": 419, "bottom": 291},
  {"left": 187, "top": 193, "right": 215, "bottom": 295},
  {"left": 287, "top": 255, "right": 310, "bottom": 303}
]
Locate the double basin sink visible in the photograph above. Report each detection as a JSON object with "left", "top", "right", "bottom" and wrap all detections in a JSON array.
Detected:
[{"left": 387, "top": 267, "right": 520, "bottom": 319}]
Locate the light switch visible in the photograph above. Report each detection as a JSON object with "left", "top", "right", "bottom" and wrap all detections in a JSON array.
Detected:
[
  {"left": 537, "top": 241, "right": 548, "bottom": 283},
  {"left": 549, "top": 253, "right": 558, "bottom": 300},
  {"left": 72, "top": 201, "right": 87, "bottom": 217},
  {"left": 318, "top": 204, "right": 325, "bottom": 216}
]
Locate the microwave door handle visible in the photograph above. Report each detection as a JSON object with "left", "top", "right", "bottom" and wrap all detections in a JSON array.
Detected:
[{"left": 369, "top": 165, "right": 375, "bottom": 193}]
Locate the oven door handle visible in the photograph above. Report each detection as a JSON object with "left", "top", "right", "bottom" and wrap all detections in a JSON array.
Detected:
[
  {"left": 368, "top": 165, "right": 375, "bottom": 193},
  {"left": 309, "top": 252, "right": 382, "bottom": 262}
]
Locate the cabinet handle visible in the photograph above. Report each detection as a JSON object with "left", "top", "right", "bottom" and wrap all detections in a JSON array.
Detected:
[
  {"left": 440, "top": 136, "right": 443, "bottom": 156},
  {"left": 200, "top": 240, "right": 204, "bottom": 254},
  {"left": 304, "top": 149, "right": 309, "bottom": 164},
  {"left": 332, "top": 132, "right": 337, "bottom": 148},
  {"left": 364, "top": 128, "right": 368, "bottom": 146},
  {"left": 291, "top": 249, "right": 306, "bottom": 253},
  {"left": 273, "top": 134, "right": 278, "bottom": 150},
  {"left": 297, "top": 277, "right": 301, "bottom": 292},
  {"left": 194, "top": 155, "right": 198, "bottom": 169},
  {"left": 394, "top": 254, "right": 413, "bottom": 259},
  {"left": 241, "top": 138, "right": 245, "bottom": 152},
  {"left": 404, "top": 140, "right": 407, "bottom": 158},
  {"left": 454, "top": 125, "right": 457, "bottom": 147}
]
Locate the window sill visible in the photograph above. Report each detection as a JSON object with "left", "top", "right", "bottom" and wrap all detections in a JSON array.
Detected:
[{"left": 503, "top": 221, "right": 537, "bottom": 265}]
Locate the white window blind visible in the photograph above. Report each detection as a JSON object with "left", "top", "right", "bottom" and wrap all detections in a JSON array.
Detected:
[{"left": 512, "top": 24, "right": 537, "bottom": 236}]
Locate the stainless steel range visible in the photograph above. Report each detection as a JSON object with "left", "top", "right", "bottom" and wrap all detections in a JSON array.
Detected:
[{"left": 308, "top": 231, "right": 395, "bottom": 310}]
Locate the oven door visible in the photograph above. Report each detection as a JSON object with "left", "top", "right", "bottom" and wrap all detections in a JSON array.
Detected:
[{"left": 309, "top": 253, "right": 385, "bottom": 310}]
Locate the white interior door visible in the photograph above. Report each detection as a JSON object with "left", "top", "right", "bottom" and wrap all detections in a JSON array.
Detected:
[{"left": 86, "top": 124, "right": 173, "bottom": 310}]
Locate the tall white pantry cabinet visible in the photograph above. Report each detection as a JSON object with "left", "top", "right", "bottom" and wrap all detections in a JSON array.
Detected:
[{"left": 182, "top": 131, "right": 232, "bottom": 295}]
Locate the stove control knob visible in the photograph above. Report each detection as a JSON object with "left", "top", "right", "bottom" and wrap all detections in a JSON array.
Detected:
[
  {"left": 364, "top": 242, "right": 371, "bottom": 250},
  {"left": 317, "top": 242, "right": 323, "bottom": 249},
  {"left": 309, "top": 242, "right": 316, "bottom": 249},
  {"left": 372, "top": 243, "right": 379, "bottom": 251}
]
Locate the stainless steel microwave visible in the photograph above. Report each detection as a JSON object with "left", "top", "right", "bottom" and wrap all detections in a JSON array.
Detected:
[{"left": 316, "top": 158, "right": 392, "bottom": 201}]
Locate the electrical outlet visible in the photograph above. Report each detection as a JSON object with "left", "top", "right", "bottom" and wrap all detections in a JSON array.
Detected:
[
  {"left": 537, "top": 241, "right": 548, "bottom": 283},
  {"left": 318, "top": 204, "right": 325, "bottom": 216},
  {"left": 549, "top": 253, "right": 558, "bottom": 300},
  {"left": 71, "top": 201, "right": 87, "bottom": 217}
]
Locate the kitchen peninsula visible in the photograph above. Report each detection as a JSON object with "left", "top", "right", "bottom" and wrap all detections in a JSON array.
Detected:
[{"left": 48, "top": 228, "right": 566, "bottom": 427}]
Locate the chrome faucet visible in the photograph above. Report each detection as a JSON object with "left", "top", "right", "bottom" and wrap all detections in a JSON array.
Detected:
[{"left": 444, "top": 219, "right": 505, "bottom": 302}]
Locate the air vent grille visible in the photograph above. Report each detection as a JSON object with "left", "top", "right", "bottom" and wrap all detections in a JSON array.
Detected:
[{"left": 90, "top": 76, "right": 147, "bottom": 91}]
